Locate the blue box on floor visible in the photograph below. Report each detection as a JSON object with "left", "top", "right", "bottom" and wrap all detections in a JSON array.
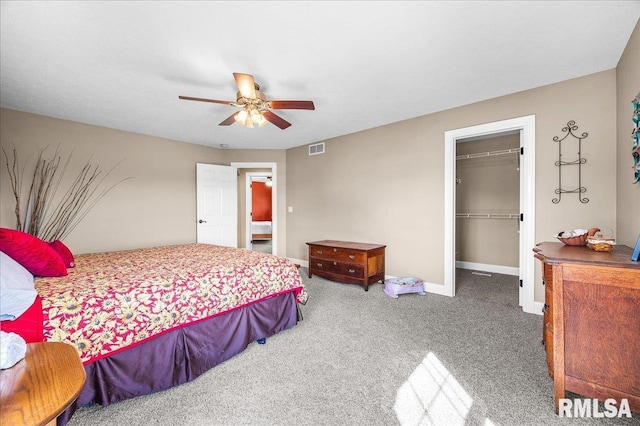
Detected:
[{"left": 384, "top": 277, "right": 425, "bottom": 298}]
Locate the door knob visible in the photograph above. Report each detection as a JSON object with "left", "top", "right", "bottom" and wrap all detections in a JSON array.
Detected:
[{"left": 198, "top": 219, "right": 207, "bottom": 224}]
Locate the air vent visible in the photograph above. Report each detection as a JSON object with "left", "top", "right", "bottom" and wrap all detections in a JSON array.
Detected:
[{"left": 309, "top": 142, "right": 325, "bottom": 156}]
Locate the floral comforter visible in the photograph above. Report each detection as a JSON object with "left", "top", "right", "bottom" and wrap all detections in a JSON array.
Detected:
[{"left": 34, "top": 244, "right": 306, "bottom": 365}]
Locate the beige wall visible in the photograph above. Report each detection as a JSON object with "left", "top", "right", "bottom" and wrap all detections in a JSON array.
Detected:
[
  {"left": 455, "top": 134, "right": 520, "bottom": 267},
  {"left": 286, "top": 70, "right": 617, "bottom": 303},
  {"left": 616, "top": 19, "right": 640, "bottom": 248},
  {"left": 0, "top": 109, "right": 290, "bottom": 256},
  {"left": 0, "top": 108, "right": 222, "bottom": 254}
]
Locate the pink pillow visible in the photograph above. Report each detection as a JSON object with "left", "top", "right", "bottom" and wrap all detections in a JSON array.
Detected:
[
  {"left": 0, "top": 228, "right": 67, "bottom": 277},
  {"left": 47, "top": 240, "right": 75, "bottom": 268}
]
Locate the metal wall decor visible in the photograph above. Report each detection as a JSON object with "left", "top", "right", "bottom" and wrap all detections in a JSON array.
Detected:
[
  {"left": 552, "top": 120, "right": 589, "bottom": 204},
  {"left": 632, "top": 93, "right": 639, "bottom": 184}
]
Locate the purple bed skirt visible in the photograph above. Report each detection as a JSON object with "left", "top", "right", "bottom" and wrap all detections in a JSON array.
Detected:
[{"left": 59, "top": 291, "right": 299, "bottom": 425}]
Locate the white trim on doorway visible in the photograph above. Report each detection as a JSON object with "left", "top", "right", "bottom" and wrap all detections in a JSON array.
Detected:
[
  {"left": 230, "top": 162, "right": 278, "bottom": 256},
  {"left": 444, "top": 115, "right": 537, "bottom": 314}
]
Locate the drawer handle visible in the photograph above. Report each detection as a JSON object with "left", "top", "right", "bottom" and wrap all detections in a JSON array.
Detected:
[
  {"left": 348, "top": 269, "right": 356, "bottom": 273},
  {"left": 317, "top": 263, "right": 323, "bottom": 267},
  {"left": 317, "top": 250, "right": 323, "bottom": 255},
  {"left": 333, "top": 248, "right": 337, "bottom": 252},
  {"left": 349, "top": 255, "right": 355, "bottom": 260},
  {"left": 333, "top": 261, "right": 337, "bottom": 265}
]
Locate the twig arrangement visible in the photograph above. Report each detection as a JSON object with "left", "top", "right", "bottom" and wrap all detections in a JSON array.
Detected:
[{"left": 2, "top": 145, "right": 130, "bottom": 241}]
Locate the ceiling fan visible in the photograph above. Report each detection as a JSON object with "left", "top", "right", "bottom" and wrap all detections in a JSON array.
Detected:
[{"left": 179, "top": 73, "right": 315, "bottom": 130}]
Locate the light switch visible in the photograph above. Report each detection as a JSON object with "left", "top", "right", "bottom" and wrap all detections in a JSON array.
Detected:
[{"left": 288, "top": 206, "right": 293, "bottom": 213}]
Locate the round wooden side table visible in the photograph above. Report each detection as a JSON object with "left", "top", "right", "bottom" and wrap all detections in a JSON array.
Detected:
[{"left": 0, "top": 341, "right": 86, "bottom": 426}]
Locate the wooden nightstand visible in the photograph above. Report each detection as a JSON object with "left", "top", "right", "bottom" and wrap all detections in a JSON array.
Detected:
[{"left": 0, "top": 341, "right": 86, "bottom": 426}]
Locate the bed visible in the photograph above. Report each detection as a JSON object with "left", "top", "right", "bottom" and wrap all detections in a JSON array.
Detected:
[
  {"left": 2, "top": 242, "right": 305, "bottom": 425},
  {"left": 251, "top": 220, "right": 272, "bottom": 240}
]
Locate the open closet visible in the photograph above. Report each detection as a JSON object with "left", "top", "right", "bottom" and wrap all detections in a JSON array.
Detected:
[{"left": 455, "top": 132, "right": 521, "bottom": 281}]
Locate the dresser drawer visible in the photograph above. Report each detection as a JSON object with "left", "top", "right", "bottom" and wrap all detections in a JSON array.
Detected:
[
  {"left": 334, "top": 262, "right": 364, "bottom": 278},
  {"left": 544, "top": 323, "right": 554, "bottom": 378},
  {"left": 543, "top": 262, "right": 553, "bottom": 291},
  {"left": 309, "top": 257, "right": 365, "bottom": 279},
  {"left": 544, "top": 284, "right": 553, "bottom": 330},
  {"left": 308, "top": 245, "right": 365, "bottom": 264}
]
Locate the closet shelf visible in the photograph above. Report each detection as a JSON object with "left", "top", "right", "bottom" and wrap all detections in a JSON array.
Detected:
[
  {"left": 456, "top": 213, "right": 519, "bottom": 219},
  {"left": 456, "top": 148, "right": 520, "bottom": 161}
]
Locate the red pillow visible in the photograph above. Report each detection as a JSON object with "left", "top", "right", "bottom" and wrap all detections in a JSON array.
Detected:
[
  {"left": 47, "top": 240, "right": 75, "bottom": 268},
  {"left": 0, "top": 228, "right": 67, "bottom": 277},
  {"left": 0, "top": 295, "right": 44, "bottom": 343}
]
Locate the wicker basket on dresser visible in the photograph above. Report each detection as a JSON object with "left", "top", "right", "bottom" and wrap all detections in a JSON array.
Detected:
[{"left": 306, "top": 240, "right": 385, "bottom": 291}]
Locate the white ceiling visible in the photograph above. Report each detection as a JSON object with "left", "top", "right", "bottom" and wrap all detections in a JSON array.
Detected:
[{"left": 1, "top": 1, "right": 638, "bottom": 150}]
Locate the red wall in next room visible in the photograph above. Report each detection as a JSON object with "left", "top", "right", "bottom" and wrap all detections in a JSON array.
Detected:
[{"left": 252, "top": 182, "right": 272, "bottom": 221}]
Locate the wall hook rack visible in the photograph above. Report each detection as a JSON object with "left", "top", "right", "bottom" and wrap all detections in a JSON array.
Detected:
[{"left": 552, "top": 120, "right": 589, "bottom": 204}]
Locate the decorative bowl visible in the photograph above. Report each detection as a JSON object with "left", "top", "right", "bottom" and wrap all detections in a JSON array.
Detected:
[
  {"left": 556, "top": 234, "right": 588, "bottom": 246},
  {"left": 556, "top": 227, "right": 600, "bottom": 246}
]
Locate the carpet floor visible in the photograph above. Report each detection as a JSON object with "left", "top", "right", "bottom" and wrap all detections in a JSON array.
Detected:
[{"left": 67, "top": 268, "right": 638, "bottom": 425}]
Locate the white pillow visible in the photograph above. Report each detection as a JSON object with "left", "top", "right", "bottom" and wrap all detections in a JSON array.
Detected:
[{"left": 0, "top": 251, "right": 37, "bottom": 320}]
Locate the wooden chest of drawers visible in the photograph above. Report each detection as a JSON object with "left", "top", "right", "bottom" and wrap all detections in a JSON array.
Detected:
[
  {"left": 533, "top": 242, "right": 640, "bottom": 414},
  {"left": 306, "top": 240, "right": 385, "bottom": 291}
]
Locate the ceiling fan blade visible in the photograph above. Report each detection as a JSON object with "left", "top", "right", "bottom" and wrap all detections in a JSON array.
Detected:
[
  {"left": 263, "top": 111, "right": 291, "bottom": 130},
  {"left": 219, "top": 112, "right": 238, "bottom": 126},
  {"left": 179, "top": 95, "right": 233, "bottom": 105},
  {"left": 233, "top": 73, "right": 256, "bottom": 99},
  {"left": 268, "top": 100, "right": 315, "bottom": 110}
]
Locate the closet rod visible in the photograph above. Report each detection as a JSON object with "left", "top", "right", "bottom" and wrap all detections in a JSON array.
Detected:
[
  {"left": 456, "top": 148, "right": 520, "bottom": 161},
  {"left": 456, "top": 213, "right": 519, "bottom": 219}
]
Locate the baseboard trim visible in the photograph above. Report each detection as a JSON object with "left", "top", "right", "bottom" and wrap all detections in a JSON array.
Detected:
[
  {"left": 532, "top": 301, "right": 544, "bottom": 316},
  {"left": 289, "top": 258, "right": 308, "bottom": 268},
  {"left": 456, "top": 261, "right": 519, "bottom": 276},
  {"left": 421, "top": 282, "right": 450, "bottom": 296}
]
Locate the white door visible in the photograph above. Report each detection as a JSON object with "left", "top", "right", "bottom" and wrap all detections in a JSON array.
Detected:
[{"left": 196, "top": 163, "right": 237, "bottom": 247}]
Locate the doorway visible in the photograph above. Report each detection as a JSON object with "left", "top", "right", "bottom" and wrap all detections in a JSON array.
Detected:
[
  {"left": 230, "top": 162, "right": 278, "bottom": 256},
  {"left": 444, "top": 115, "right": 537, "bottom": 314},
  {"left": 245, "top": 172, "right": 273, "bottom": 254}
]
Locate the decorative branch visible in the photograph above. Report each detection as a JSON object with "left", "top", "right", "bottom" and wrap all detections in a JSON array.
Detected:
[
  {"left": 2, "top": 145, "right": 131, "bottom": 241},
  {"left": 2, "top": 147, "right": 24, "bottom": 230}
]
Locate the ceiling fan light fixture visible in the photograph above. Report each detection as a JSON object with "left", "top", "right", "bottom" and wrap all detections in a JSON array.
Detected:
[
  {"left": 255, "top": 89, "right": 266, "bottom": 102},
  {"left": 250, "top": 108, "right": 263, "bottom": 124},
  {"left": 235, "top": 109, "right": 248, "bottom": 124},
  {"left": 179, "top": 72, "right": 313, "bottom": 130}
]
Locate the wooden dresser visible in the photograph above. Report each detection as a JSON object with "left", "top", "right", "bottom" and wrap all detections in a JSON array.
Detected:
[
  {"left": 306, "top": 240, "right": 385, "bottom": 291},
  {"left": 533, "top": 242, "right": 640, "bottom": 414}
]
